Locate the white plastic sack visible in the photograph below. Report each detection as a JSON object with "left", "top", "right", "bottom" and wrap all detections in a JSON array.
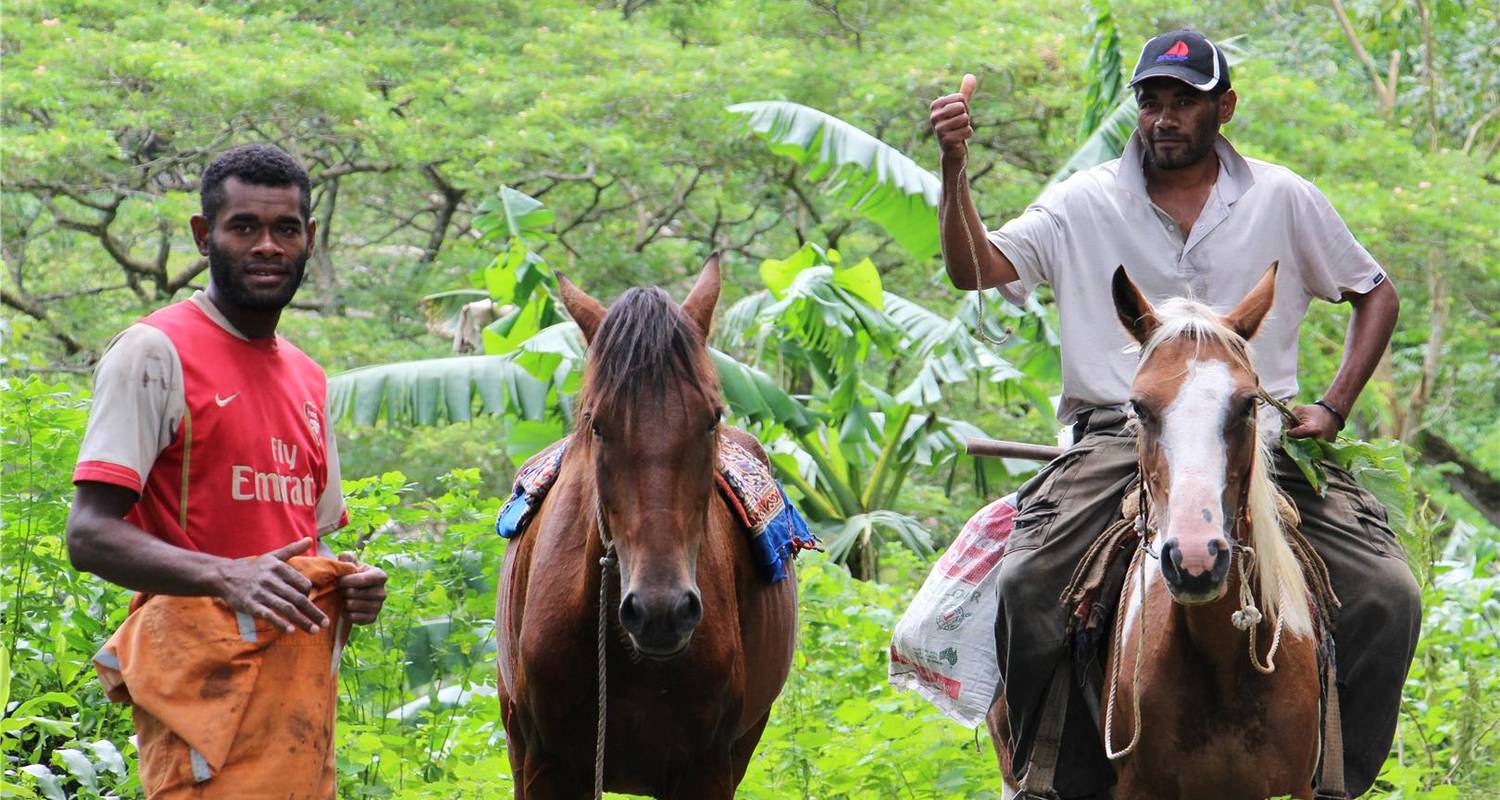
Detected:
[{"left": 888, "top": 493, "right": 1017, "bottom": 727}]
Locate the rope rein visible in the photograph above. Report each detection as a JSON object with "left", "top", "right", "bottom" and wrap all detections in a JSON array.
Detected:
[
  {"left": 593, "top": 497, "right": 616, "bottom": 800},
  {"left": 949, "top": 146, "right": 1007, "bottom": 345},
  {"left": 1104, "top": 544, "right": 1147, "bottom": 759}
]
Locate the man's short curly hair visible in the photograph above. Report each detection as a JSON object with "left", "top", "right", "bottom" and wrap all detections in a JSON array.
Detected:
[{"left": 200, "top": 144, "right": 311, "bottom": 223}]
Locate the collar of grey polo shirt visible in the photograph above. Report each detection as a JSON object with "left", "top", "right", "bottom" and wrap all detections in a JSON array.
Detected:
[{"left": 1116, "top": 132, "right": 1256, "bottom": 255}]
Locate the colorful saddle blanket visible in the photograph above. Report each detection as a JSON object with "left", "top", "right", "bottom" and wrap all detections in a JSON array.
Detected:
[{"left": 494, "top": 435, "right": 815, "bottom": 583}]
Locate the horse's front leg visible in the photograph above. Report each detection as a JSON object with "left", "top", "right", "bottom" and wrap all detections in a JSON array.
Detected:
[
  {"left": 662, "top": 750, "right": 736, "bottom": 800},
  {"left": 515, "top": 747, "right": 590, "bottom": 800}
]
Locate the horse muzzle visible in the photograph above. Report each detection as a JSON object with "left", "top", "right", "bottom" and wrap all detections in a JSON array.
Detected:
[
  {"left": 619, "top": 587, "right": 703, "bottom": 659},
  {"left": 1160, "top": 535, "right": 1232, "bottom": 604}
]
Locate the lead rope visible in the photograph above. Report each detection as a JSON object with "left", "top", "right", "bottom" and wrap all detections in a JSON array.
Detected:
[
  {"left": 1231, "top": 546, "right": 1290, "bottom": 675},
  {"left": 949, "top": 147, "right": 1007, "bottom": 345},
  {"left": 1104, "top": 540, "right": 1147, "bottom": 760},
  {"left": 593, "top": 497, "right": 616, "bottom": 800}
]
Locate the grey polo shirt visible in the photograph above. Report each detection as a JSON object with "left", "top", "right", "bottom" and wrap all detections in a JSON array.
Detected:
[{"left": 989, "top": 132, "right": 1386, "bottom": 424}]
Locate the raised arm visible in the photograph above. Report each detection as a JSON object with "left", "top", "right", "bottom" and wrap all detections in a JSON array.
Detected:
[{"left": 930, "top": 73, "right": 1019, "bottom": 290}]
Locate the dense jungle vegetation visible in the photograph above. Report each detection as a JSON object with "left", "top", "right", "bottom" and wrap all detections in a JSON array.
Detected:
[{"left": 2, "top": 0, "right": 1496, "bottom": 797}]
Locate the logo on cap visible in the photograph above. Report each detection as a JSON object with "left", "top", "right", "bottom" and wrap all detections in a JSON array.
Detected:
[{"left": 1156, "top": 40, "right": 1191, "bottom": 62}]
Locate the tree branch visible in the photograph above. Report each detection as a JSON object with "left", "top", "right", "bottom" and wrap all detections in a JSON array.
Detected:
[
  {"left": 1419, "top": 432, "right": 1500, "bottom": 529},
  {"left": 420, "top": 164, "right": 465, "bottom": 263},
  {"left": 1, "top": 286, "right": 84, "bottom": 354},
  {"left": 1329, "top": 0, "right": 1398, "bottom": 114}
]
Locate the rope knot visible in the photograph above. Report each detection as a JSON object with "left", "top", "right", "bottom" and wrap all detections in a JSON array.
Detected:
[{"left": 1231, "top": 606, "right": 1263, "bottom": 630}]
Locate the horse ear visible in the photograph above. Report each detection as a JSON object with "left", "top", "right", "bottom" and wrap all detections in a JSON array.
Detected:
[
  {"left": 1224, "top": 262, "right": 1279, "bottom": 341},
  {"left": 681, "top": 251, "right": 721, "bottom": 339},
  {"left": 1112, "top": 266, "right": 1159, "bottom": 344},
  {"left": 557, "top": 270, "right": 606, "bottom": 344}
]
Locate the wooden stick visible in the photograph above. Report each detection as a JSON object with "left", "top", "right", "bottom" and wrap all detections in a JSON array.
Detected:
[{"left": 966, "top": 437, "right": 1064, "bottom": 462}]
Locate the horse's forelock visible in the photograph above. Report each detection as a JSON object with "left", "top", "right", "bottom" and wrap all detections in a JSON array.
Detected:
[{"left": 578, "top": 286, "right": 720, "bottom": 423}]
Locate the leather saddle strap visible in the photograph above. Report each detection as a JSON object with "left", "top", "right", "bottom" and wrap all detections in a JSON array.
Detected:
[
  {"left": 1316, "top": 654, "right": 1348, "bottom": 799},
  {"left": 1015, "top": 656, "right": 1069, "bottom": 799}
]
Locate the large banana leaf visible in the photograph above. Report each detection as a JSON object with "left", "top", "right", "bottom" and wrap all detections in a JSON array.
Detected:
[
  {"left": 330, "top": 335, "right": 818, "bottom": 437},
  {"left": 328, "top": 356, "right": 550, "bottom": 426},
  {"left": 709, "top": 348, "right": 819, "bottom": 435},
  {"left": 728, "top": 101, "right": 941, "bottom": 260}
]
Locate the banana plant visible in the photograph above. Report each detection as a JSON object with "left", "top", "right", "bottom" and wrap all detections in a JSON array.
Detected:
[{"left": 715, "top": 242, "right": 1044, "bottom": 578}]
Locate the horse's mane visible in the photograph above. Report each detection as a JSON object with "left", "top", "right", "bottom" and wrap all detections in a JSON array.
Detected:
[
  {"left": 577, "top": 287, "right": 719, "bottom": 423},
  {"left": 1139, "top": 298, "right": 1313, "bottom": 637}
]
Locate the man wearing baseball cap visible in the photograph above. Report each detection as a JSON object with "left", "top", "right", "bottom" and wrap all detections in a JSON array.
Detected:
[{"left": 929, "top": 29, "right": 1417, "bottom": 798}]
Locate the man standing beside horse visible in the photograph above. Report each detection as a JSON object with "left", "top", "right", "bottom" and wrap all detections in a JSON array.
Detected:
[
  {"left": 930, "top": 30, "right": 1420, "bottom": 798},
  {"left": 67, "top": 144, "right": 388, "bottom": 797}
]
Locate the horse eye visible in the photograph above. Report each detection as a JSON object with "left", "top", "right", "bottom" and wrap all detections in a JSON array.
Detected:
[
  {"left": 590, "top": 419, "right": 603, "bottom": 438},
  {"left": 708, "top": 409, "right": 723, "bottom": 433}
]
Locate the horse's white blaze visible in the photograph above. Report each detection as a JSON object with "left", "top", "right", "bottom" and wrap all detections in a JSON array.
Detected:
[{"left": 1160, "top": 359, "right": 1234, "bottom": 557}]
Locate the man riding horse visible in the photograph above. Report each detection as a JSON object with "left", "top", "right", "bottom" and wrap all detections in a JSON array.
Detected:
[{"left": 930, "top": 29, "right": 1420, "bottom": 799}]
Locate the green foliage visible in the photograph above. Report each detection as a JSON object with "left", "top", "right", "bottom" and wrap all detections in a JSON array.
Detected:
[
  {"left": 1, "top": 378, "right": 135, "bottom": 798},
  {"left": 716, "top": 240, "right": 1052, "bottom": 574}
]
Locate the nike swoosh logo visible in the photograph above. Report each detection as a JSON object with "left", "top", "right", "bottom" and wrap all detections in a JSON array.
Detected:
[{"left": 215, "top": 392, "right": 240, "bottom": 407}]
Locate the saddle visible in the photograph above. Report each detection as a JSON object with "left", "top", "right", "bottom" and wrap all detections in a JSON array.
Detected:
[
  {"left": 1013, "top": 485, "right": 1347, "bottom": 800},
  {"left": 493, "top": 427, "right": 817, "bottom": 583}
]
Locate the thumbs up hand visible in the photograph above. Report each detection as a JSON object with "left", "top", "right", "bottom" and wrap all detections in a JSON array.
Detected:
[{"left": 930, "top": 73, "right": 978, "bottom": 158}]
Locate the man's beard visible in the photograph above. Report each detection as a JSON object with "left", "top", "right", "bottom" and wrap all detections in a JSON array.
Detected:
[
  {"left": 1145, "top": 116, "right": 1219, "bottom": 170},
  {"left": 207, "top": 239, "right": 309, "bottom": 312}
]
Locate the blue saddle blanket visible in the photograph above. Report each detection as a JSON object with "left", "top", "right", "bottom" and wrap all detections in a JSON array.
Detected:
[{"left": 495, "top": 435, "right": 815, "bottom": 583}]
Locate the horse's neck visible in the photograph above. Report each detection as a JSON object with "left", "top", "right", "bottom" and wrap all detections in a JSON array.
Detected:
[{"left": 1154, "top": 544, "right": 1261, "bottom": 684}]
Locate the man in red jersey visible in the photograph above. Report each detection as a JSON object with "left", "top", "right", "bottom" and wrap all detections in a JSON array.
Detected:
[{"left": 67, "top": 145, "right": 387, "bottom": 794}]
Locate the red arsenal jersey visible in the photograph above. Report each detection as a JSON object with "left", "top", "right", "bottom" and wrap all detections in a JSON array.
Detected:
[{"left": 74, "top": 294, "right": 346, "bottom": 559}]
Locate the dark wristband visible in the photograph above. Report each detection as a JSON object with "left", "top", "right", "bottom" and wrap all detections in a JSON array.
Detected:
[{"left": 1313, "top": 399, "right": 1346, "bottom": 430}]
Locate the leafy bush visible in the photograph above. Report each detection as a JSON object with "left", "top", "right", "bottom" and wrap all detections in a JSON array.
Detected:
[{"left": 1, "top": 379, "right": 135, "bottom": 798}]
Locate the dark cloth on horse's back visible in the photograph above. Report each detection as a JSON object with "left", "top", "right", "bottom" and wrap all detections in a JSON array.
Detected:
[
  {"left": 495, "top": 427, "right": 816, "bottom": 582},
  {"left": 994, "top": 408, "right": 1421, "bottom": 798}
]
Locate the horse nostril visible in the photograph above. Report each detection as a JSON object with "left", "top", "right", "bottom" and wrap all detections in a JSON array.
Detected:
[
  {"left": 1160, "top": 538, "right": 1186, "bottom": 585},
  {"left": 1210, "top": 540, "right": 1233, "bottom": 583},
  {"left": 619, "top": 592, "right": 645, "bottom": 635},
  {"left": 676, "top": 591, "right": 703, "bottom": 628}
]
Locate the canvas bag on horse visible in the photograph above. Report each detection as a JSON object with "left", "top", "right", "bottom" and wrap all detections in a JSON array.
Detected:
[{"left": 889, "top": 493, "right": 1016, "bottom": 727}]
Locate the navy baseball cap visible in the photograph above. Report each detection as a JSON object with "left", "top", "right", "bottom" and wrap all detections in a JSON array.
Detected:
[{"left": 1129, "top": 30, "right": 1231, "bottom": 93}]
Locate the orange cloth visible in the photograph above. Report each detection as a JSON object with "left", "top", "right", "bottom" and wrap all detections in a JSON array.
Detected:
[{"left": 94, "top": 557, "right": 358, "bottom": 799}]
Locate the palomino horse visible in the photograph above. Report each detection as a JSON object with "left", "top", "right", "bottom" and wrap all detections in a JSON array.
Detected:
[
  {"left": 990, "top": 265, "right": 1323, "bottom": 799},
  {"left": 495, "top": 255, "right": 798, "bottom": 799}
]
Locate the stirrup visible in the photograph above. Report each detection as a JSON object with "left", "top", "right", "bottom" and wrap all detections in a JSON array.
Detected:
[{"left": 1314, "top": 793, "right": 1350, "bottom": 800}]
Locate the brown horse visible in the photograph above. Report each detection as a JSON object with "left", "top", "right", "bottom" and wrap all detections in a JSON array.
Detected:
[
  {"left": 989, "top": 266, "right": 1322, "bottom": 799},
  {"left": 495, "top": 255, "right": 798, "bottom": 799}
]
